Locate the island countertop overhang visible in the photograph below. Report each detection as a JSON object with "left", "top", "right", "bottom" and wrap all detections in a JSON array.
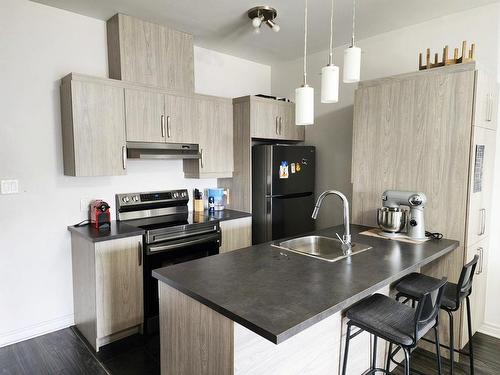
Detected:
[{"left": 152, "top": 224, "right": 459, "bottom": 344}]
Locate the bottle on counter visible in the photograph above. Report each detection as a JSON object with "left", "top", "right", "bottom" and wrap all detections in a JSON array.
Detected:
[{"left": 193, "top": 189, "right": 204, "bottom": 212}]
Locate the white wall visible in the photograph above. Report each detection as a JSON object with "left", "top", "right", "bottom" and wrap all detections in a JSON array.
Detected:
[
  {"left": 272, "top": 3, "right": 500, "bottom": 335},
  {"left": 0, "top": 0, "right": 270, "bottom": 347}
]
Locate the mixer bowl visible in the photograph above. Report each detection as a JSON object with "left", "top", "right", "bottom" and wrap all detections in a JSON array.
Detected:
[{"left": 377, "top": 207, "right": 407, "bottom": 233}]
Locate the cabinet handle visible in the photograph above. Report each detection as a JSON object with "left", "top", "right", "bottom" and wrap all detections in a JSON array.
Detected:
[
  {"left": 487, "top": 93, "right": 494, "bottom": 122},
  {"left": 122, "top": 145, "right": 127, "bottom": 170},
  {"left": 166, "top": 116, "right": 171, "bottom": 138},
  {"left": 200, "top": 148, "right": 204, "bottom": 168},
  {"left": 476, "top": 247, "right": 484, "bottom": 274},
  {"left": 161, "top": 115, "right": 166, "bottom": 137},
  {"left": 479, "top": 208, "right": 486, "bottom": 236},
  {"left": 275, "top": 117, "right": 279, "bottom": 135},
  {"left": 138, "top": 241, "right": 142, "bottom": 266},
  {"left": 279, "top": 116, "right": 283, "bottom": 135}
]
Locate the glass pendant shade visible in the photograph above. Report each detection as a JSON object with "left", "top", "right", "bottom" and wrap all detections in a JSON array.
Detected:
[
  {"left": 295, "top": 85, "right": 314, "bottom": 125},
  {"left": 343, "top": 46, "right": 361, "bottom": 83},
  {"left": 321, "top": 64, "right": 339, "bottom": 103}
]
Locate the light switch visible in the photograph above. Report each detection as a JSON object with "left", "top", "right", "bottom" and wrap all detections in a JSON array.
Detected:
[{"left": 1, "top": 180, "right": 19, "bottom": 194}]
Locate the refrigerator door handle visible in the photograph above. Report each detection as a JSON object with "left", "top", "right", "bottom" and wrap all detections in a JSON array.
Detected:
[{"left": 266, "top": 198, "right": 273, "bottom": 241}]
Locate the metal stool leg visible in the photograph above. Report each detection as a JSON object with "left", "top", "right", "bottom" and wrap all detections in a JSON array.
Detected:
[
  {"left": 434, "top": 326, "right": 443, "bottom": 375},
  {"left": 342, "top": 324, "right": 352, "bottom": 375},
  {"left": 447, "top": 310, "right": 454, "bottom": 375},
  {"left": 466, "top": 296, "right": 475, "bottom": 375},
  {"left": 371, "top": 335, "right": 378, "bottom": 370},
  {"left": 386, "top": 342, "right": 393, "bottom": 374},
  {"left": 402, "top": 346, "right": 411, "bottom": 375}
]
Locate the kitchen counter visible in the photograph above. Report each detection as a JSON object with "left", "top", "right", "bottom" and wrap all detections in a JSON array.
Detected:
[
  {"left": 67, "top": 209, "right": 251, "bottom": 242},
  {"left": 153, "top": 224, "right": 458, "bottom": 344},
  {"left": 67, "top": 221, "right": 145, "bottom": 243}
]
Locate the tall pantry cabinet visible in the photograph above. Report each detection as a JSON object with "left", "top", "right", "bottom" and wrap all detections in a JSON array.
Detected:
[{"left": 350, "top": 62, "right": 498, "bottom": 352}]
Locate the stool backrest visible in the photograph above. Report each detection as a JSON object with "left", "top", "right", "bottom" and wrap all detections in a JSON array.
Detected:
[
  {"left": 456, "top": 254, "right": 479, "bottom": 301},
  {"left": 413, "top": 277, "right": 447, "bottom": 339}
]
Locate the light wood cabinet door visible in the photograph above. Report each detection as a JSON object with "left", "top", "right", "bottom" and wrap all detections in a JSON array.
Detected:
[
  {"left": 125, "top": 88, "right": 165, "bottom": 142},
  {"left": 95, "top": 236, "right": 143, "bottom": 339},
  {"left": 107, "top": 14, "right": 194, "bottom": 91},
  {"left": 164, "top": 94, "right": 196, "bottom": 144},
  {"left": 158, "top": 28, "right": 194, "bottom": 92},
  {"left": 62, "top": 79, "right": 127, "bottom": 176},
  {"left": 184, "top": 96, "right": 233, "bottom": 178},
  {"left": 109, "top": 14, "right": 161, "bottom": 87},
  {"left": 251, "top": 98, "right": 281, "bottom": 139},
  {"left": 279, "top": 102, "right": 305, "bottom": 141},
  {"left": 461, "top": 237, "right": 488, "bottom": 345},
  {"left": 473, "top": 69, "right": 498, "bottom": 131},
  {"left": 466, "top": 126, "right": 496, "bottom": 246},
  {"left": 219, "top": 217, "right": 252, "bottom": 253}
]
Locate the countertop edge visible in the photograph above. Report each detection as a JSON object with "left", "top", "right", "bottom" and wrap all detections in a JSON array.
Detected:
[{"left": 67, "top": 223, "right": 145, "bottom": 243}]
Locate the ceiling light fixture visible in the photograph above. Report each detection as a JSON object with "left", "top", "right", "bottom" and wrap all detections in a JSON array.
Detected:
[
  {"left": 295, "top": 0, "right": 314, "bottom": 125},
  {"left": 321, "top": 0, "right": 339, "bottom": 103},
  {"left": 248, "top": 6, "right": 280, "bottom": 33},
  {"left": 343, "top": 0, "right": 361, "bottom": 83}
]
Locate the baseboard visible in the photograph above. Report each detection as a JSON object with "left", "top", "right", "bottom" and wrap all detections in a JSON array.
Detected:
[
  {"left": 478, "top": 321, "right": 500, "bottom": 339},
  {"left": 0, "top": 314, "right": 74, "bottom": 348}
]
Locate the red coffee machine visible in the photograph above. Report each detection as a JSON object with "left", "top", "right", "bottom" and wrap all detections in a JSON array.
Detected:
[{"left": 90, "top": 200, "right": 111, "bottom": 229}]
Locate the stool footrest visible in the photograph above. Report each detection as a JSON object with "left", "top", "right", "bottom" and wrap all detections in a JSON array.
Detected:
[{"left": 421, "top": 336, "right": 472, "bottom": 357}]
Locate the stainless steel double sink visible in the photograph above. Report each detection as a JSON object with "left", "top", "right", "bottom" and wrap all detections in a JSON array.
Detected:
[{"left": 273, "top": 235, "right": 372, "bottom": 262}]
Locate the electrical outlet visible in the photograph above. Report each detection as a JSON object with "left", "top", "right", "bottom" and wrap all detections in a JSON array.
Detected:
[
  {"left": 1, "top": 180, "right": 19, "bottom": 194},
  {"left": 80, "top": 198, "right": 92, "bottom": 212}
]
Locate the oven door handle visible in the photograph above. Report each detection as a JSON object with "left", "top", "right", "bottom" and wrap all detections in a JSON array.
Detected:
[{"left": 148, "top": 232, "right": 220, "bottom": 253}]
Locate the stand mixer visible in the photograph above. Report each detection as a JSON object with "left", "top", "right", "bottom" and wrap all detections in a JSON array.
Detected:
[{"left": 377, "top": 190, "right": 427, "bottom": 240}]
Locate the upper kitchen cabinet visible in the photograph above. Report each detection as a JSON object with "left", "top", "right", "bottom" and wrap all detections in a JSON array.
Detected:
[
  {"left": 473, "top": 69, "right": 499, "bottom": 130},
  {"left": 124, "top": 88, "right": 165, "bottom": 143},
  {"left": 107, "top": 14, "right": 194, "bottom": 92},
  {"left": 240, "top": 96, "right": 304, "bottom": 141},
  {"left": 60, "top": 74, "right": 127, "bottom": 177},
  {"left": 124, "top": 88, "right": 195, "bottom": 144},
  {"left": 183, "top": 95, "right": 233, "bottom": 178},
  {"left": 164, "top": 93, "right": 195, "bottom": 144}
]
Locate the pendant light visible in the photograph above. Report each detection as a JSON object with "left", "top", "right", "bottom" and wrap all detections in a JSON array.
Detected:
[
  {"left": 321, "top": 0, "right": 339, "bottom": 103},
  {"left": 295, "top": 0, "right": 314, "bottom": 125},
  {"left": 343, "top": 0, "right": 361, "bottom": 83}
]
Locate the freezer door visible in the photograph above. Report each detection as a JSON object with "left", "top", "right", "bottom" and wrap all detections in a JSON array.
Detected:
[
  {"left": 270, "top": 146, "right": 315, "bottom": 196},
  {"left": 270, "top": 193, "right": 315, "bottom": 241}
]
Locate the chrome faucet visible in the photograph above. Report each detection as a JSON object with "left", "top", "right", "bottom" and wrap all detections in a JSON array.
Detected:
[{"left": 312, "top": 190, "right": 352, "bottom": 255}]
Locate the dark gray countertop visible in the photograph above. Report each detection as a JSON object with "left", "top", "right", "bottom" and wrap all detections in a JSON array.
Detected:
[
  {"left": 152, "top": 224, "right": 459, "bottom": 344},
  {"left": 68, "top": 221, "right": 145, "bottom": 242},
  {"left": 67, "top": 209, "right": 251, "bottom": 243},
  {"left": 204, "top": 209, "right": 252, "bottom": 222}
]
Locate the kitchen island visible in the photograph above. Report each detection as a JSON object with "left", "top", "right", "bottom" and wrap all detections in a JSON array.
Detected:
[{"left": 153, "top": 224, "right": 458, "bottom": 375}]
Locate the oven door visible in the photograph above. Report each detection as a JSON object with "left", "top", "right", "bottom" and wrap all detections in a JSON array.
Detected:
[{"left": 143, "top": 231, "right": 221, "bottom": 334}]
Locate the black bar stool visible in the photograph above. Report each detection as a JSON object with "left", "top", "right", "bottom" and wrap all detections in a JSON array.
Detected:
[
  {"left": 394, "top": 255, "right": 479, "bottom": 375},
  {"left": 341, "top": 278, "right": 447, "bottom": 375}
]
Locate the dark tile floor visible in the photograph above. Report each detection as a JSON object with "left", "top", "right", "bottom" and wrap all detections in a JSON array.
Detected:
[{"left": 0, "top": 327, "right": 498, "bottom": 374}]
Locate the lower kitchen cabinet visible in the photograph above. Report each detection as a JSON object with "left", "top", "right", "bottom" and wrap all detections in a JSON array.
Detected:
[
  {"left": 219, "top": 217, "right": 252, "bottom": 253},
  {"left": 183, "top": 95, "right": 234, "bottom": 178},
  {"left": 61, "top": 75, "right": 127, "bottom": 176},
  {"left": 71, "top": 233, "right": 143, "bottom": 351}
]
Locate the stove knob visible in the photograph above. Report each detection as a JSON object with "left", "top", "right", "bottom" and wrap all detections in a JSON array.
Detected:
[
  {"left": 173, "top": 192, "right": 179, "bottom": 198},
  {"left": 181, "top": 191, "right": 187, "bottom": 198},
  {"left": 122, "top": 196, "right": 130, "bottom": 203},
  {"left": 132, "top": 195, "right": 139, "bottom": 202}
]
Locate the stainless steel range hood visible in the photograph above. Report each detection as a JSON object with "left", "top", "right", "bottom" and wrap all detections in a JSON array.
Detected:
[{"left": 126, "top": 142, "right": 200, "bottom": 160}]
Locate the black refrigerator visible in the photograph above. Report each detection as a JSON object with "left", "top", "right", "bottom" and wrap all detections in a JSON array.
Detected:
[{"left": 252, "top": 145, "right": 315, "bottom": 244}]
